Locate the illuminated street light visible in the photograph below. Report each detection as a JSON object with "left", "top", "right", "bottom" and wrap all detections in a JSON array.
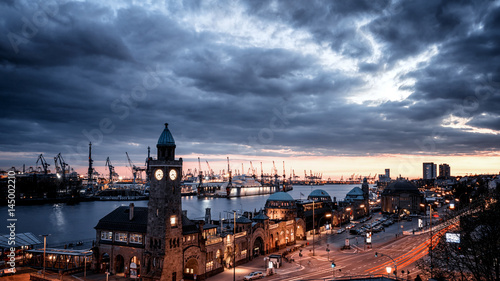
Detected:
[
  {"left": 386, "top": 266, "right": 392, "bottom": 278},
  {"left": 376, "top": 252, "right": 397, "bottom": 279}
]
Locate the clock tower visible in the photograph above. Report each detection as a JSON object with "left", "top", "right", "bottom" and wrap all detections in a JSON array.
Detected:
[{"left": 144, "top": 123, "right": 183, "bottom": 281}]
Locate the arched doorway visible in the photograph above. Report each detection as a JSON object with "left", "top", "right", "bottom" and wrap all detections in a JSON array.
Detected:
[
  {"left": 252, "top": 237, "right": 264, "bottom": 257},
  {"left": 129, "top": 256, "right": 140, "bottom": 278},
  {"left": 101, "top": 253, "right": 110, "bottom": 273},
  {"left": 184, "top": 258, "right": 198, "bottom": 280},
  {"left": 114, "top": 255, "right": 124, "bottom": 274}
]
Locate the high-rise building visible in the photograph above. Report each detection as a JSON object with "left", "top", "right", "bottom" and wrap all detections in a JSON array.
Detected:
[
  {"left": 385, "top": 169, "right": 390, "bottom": 178},
  {"left": 423, "top": 162, "right": 437, "bottom": 180},
  {"left": 439, "top": 163, "right": 451, "bottom": 178}
]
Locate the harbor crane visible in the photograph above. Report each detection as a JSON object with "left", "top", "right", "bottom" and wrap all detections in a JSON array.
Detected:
[
  {"left": 260, "top": 162, "right": 264, "bottom": 183},
  {"left": 105, "top": 157, "right": 118, "bottom": 183},
  {"left": 198, "top": 157, "right": 203, "bottom": 189},
  {"left": 272, "top": 161, "right": 279, "bottom": 186},
  {"left": 126, "top": 152, "right": 146, "bottom": 184},
  {"left": 282, "top": 161, "right": 286, "bottom": 181},
  {"left": 54, "top": 153, "right": 70, "bottom": 181},
  {"left": 36, "top": 154, "right": 50, "bottom": 174},
  {"left": 205, "top": 160, "right": 214, "bottom": 179},
  {"left": 249, "top": 161, "right": 256, "bottom": 179},
  {"left": 227, "top": 157, "right": 232, "bottom": 187}
]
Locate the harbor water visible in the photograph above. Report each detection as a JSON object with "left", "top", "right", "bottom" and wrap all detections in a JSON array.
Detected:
[{"left": 1, "top": 184, "right": 368, "bottom": 245}]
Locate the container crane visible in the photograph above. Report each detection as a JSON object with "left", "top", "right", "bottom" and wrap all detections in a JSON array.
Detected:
[
  {"left": 249, "top": 161, "right": 256, "bottom": 179},
  {"left": 198, "top": 157, "right": 203, "bottom": 189},
  {"left": 36, "top": 154, "right": 50, "bottom": 175},
  {"left": 105, "top": 157, "right": 118, "bottom": 183},
  {"left": 126, "top": 152, "right": 138, "bottom": 184},
  {"left": 54, "top": 153, "right": 70, "bottom": 180},
  {"left": 272, "top": 161, "right": 279, "bottom": 187},
  {"left": 260, "top": 162, "right": 265, "bottom": 184},
  {"left": 205, "top": 160, "right": 214, "bottom": 179},
  {"left": 127, "top": 152, "right": 146, "bottom": 183},
  {"left": 282, "top": 161, "right": 286, "bottom": 181}
]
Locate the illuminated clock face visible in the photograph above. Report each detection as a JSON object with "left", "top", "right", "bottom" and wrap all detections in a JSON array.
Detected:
[
  {"left": 169, "top": 169, "right": 177, "bottom": 181},
  {"left": 154, "top": 169, "right": 163, "bottom": 181}
]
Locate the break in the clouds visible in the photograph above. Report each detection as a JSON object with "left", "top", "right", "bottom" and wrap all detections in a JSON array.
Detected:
[{"left": 0, "top": 0, "right": 499, "bottom": 170}]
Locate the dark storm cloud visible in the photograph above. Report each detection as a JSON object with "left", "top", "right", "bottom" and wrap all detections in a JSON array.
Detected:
[
  {"left": 1, "top": 0, "right": 500, "bottom": 171},
  {"left": 242, "top": 0, "right": 388, "bottom": 59}
]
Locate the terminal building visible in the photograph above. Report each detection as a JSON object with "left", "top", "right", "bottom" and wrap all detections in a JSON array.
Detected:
[{"left": 381, "top": 180, "right": 424, "bottom": 215}]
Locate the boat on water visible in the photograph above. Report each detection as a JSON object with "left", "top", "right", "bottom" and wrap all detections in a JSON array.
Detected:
[
  {"left": 93, "top": 183, "right": 148, "bottom": 201},
  {"left": 198, "top": 174, "right": 292, "bottom": 198}
]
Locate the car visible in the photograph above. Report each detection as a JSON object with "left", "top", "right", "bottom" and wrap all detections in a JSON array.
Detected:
[
  {"left": 337, "top": 228, "right": 345, "bottom": 234},
  {"left": 243, "top": 271, "right": 264, "bottom": 280},
  {"left": 0, "top": 267, "right": 16, "bottom": 276}
]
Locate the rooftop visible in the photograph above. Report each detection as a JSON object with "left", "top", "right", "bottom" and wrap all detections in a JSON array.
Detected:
[
  {"left": 267, "top": 192, "right": 294, "bottom": 202},
  {"left": 94, "top": 206, "right": 148, "bottom": 233},
  {"left": 157, "top": 123, "right": 175, "bottom": 146}
]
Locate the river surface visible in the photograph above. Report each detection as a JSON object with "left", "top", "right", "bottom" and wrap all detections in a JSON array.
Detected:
[{"left": 1, "top": 184, "right": 369, "bottom": 245}]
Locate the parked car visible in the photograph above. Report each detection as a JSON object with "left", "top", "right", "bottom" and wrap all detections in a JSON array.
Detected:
[
  {"left": 337, "top": 228, "right": 345, "bottom": 234},
  {"left": 243, "top": 271, "right": 264, "bottom": 280},
  {"left": 0, "top": 267, "right": 16, "bottom": 276}
]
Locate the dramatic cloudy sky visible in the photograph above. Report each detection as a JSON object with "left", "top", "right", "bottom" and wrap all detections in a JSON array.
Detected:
[{"left": 1, "top": 0, "right": 499, "bottom": 179}]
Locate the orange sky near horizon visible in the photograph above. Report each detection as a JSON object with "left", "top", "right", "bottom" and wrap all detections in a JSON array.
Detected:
[{"left": 78, "top": 153, "right": 499, "bottom": 181}]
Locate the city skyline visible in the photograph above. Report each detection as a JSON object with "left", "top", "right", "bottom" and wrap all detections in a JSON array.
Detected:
[{"left": 1, "top": 1, "right": 500, "bottom": 179}]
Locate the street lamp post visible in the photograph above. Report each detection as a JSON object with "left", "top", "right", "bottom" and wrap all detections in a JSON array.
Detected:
[
  {"left": 386, "top": 266, "right": 392, "bottom": 278},
  {"left": 331, "top": 262, "right": 336, "bottom": 280},
  {"left": 325, "top": 213, "right": 332, "bottom": 235},
  {"left": 326, "top": 244, "right": 330, "bottom": 261},
  {"left": 41, "top": 234, "right": 50, "bottom": 278},
  {"left": 312, "top": 200, "right": 315, "bottom": 256},
  {"left": 375, "top": 252, "right": 397, "bottom": 279}
]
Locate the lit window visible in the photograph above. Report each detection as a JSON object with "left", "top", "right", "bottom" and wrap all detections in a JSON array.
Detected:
[
  {"left": 206, "top": 261, "right": 214, "bottom": 271},
  {"left": 170, "top": 215, "right": 177, "bottom": 227},
  {"left": 130, "top": 233, "right": 143, "bottom": 244},
  {"left": 115, "top": 232, "right": 128, "bottom": 242},
  {"left": 101, "top": 231, "right": 112, "bottom": 240}
]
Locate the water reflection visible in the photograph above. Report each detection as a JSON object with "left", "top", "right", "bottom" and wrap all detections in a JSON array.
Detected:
[
  {"left": 3, "top": 184, "right": 366, "bottom": 244},
  {"left": 50, "top": 204, "right": 66, "bottom": 233}
]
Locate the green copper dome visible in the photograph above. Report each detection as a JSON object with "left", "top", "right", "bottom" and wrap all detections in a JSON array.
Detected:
[{"left": 157, "top": 123, "right": 175, "bottom": 146}]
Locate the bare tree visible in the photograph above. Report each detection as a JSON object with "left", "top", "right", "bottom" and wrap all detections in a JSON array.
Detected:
[{"left": 417, "top": 183, "right": 500, "bottom": 281}]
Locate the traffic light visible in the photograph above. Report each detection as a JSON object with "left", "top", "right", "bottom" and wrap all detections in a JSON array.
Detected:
[
  {"left": 331, "top": 262, "right": 336, "bottom": 268},
  {"left": 375, "top": 252, "right": 378, "bottom": 257}
]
